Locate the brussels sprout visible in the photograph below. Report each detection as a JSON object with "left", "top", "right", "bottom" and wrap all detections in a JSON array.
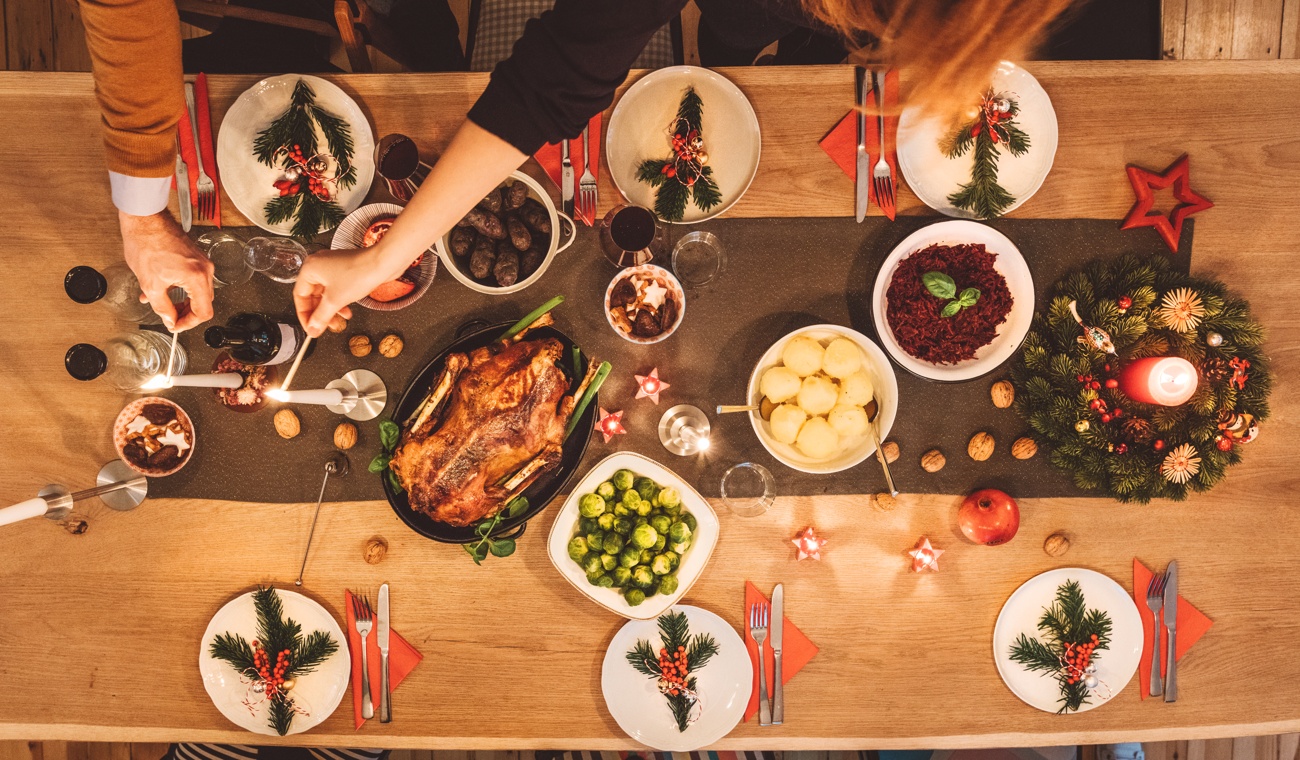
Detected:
[
  {"left": 600, "top": 553, "right": 617, "bottom": 571},
  {"left": 620, "top": 489, "right": 641, "bottom": 509},
  {"left": 639, "top": 548, "right": 655, "bottom": 564},
  {"left": 651, "top": 493, "right": 663, "bottom": 509},
  {"left": 613, "top": 516, "right": 633, "bottom": 535},
  {"left": 658, "top": 487, "right": 682, "bottom": 509},
  {"left": 634, "top": 499, "right": 653, "bottom": 517},
  {"left": 669, "top": 521, "right": 693, "bottom": 543},
  {"left": 619, "top": 547, "right": 641, "bottom": 569},
  {"left": 657, "top": 574, "right": 680, "bottom": 595},
  {"left": 603, "top": 533, "right": 625, "bottom": 554},
  {"left": 624, "top": 587, "right": 646, "bottom": 606},
  {"left": 596, "top": 481, "right": 616, "bottom": 500},
  {"left": 612, "top": 566, "right": 632, "bottom": 586},
  {"left": 661, "top": 550, "right": 680, "bottom": 572},
  {"left": 632, "top": 523, "right": 659, "bottom": 549},
  {"left": 611, "top": 469, "right": 636, "bottom": 491},
  {"left": 578, "top": 516, "right": 597, "bottom": 534},
  {"left": 631, "top": 565, "right": 655, "bottom": 589},
  {"left": 599, "top": 513, "right": 616, "bottom": 532},
  {"left": 681, "top": 512, "right": 698, "bottom": 532},
  {"left": 595, "top": 573, "right": 615, "bottom": 588},
  {"left": 653, "top": 534, "right": 667, "bottom": 552},
  {"left": 663, "top": 503, "right": 682, "bottom": 518},
  {"left": 649, "top": 514, "right": 672, "bottom": 534},
  {"left": 671, "top": 541, "right": 691, "bottom": 555},
  {"left": 613, "top": 502, "right": 631, "bottom": 517},
  {"left": 578, "top": 493, "right": 606, "bottom": 518},
  {"left": 585, "top": 530, "right": 604, "bottom": 549},
  {"left": 651, "top": 554, "right": 673, "bottom": 575},
  {"left": 634, "top": 515, "right": 649, "bottom": 527},
  {"left": 644, "top": 577, "right": 660, "bottom": 597},
  {"left": 635, "top": 477, "right": 659, "bottom": 502},
  {"left": 567, "top": 536, "right": 589, "bottom": 562},
  {"left": 582, "top": 553, "right": 603, "bottom": 574},
  {"left": 586, "top": 569, "right": 605, "bottom": 585}
]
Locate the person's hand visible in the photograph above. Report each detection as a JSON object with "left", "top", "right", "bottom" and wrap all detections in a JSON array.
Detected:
[
  {"left": 119, "top": 210, "right": 215, "bottom": 331},
  {"left": 292, "top": 246, "right": 402, "bottom": 337}
]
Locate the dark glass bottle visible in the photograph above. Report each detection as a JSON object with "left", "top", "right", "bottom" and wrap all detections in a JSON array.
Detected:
[{"left": 204, "top": 312, "right": 307, "bottom": 366}]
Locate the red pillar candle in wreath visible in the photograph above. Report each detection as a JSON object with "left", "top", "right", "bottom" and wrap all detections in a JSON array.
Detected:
[{"left": 1117, "top": 357, "right": 1198, "bottom": 406}]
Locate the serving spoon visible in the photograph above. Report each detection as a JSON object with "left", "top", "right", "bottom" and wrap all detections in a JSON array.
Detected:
[{"left": 864, "top": 398, "right": 899, "bottom": 496}]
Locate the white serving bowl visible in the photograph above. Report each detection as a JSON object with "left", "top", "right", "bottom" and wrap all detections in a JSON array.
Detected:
[
  {"left": 547, "top": 452, "right": 719, "bottom": 620},
  {"left": 871, "top": 219, "right": 1034, "bottom": 382},
  {"left": 604, "top": 264, "right": 686, "bottom": 345},
  {"left": 331, "top": 202, "right": 438, "bottom": 311},
  {"left": 746, "top": 325, "right": 898, "bottom": 475},
  {"left": 434, "top": 171, "right": 576, "bottom": 295}
]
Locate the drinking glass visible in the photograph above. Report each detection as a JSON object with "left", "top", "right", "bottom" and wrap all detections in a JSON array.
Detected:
[
  {"left": 672, "top": 230, "right": 726, "bottom": 289},
  {"left": 196, "top": 231, "right": 254, "bottom": 288},
  {"left": 245, "top": 237, "right": 307, "bottom": 283},
  {"left": 720, "top": 462, "right": 775, "bottom": 517},
  {"left": 600, "top": 204, "right": 668, "bottom": 268},
  {"left": 375, "top": 133, "right": 431, "bottom": 202}
]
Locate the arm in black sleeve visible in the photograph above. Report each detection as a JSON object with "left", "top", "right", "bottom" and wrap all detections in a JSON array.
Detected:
[{"left": 468, "top": 0, "right": 688, "bottom": 155}]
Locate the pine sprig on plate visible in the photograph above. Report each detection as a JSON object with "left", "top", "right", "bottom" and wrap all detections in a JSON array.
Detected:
[
  {"left": 944, "top": 89, "right": 1030, "bottom": 219},
  {"left": 634, "top": 87, "right": 722, "bottom": 222},
  {"left": 1008, "top": 579, "right": 1112, "bottom": 713},
  {"left": 625, "top": 610, "right": 720, "bottom": 733}
]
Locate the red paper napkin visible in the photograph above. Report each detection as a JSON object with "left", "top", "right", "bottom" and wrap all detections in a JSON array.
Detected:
[
  {"left": 344, "top": 589, "right": 423, "bottom": 729},
  {"left": 194, "top": 72, "right": 223, "bottom": 227},
  {"left": 175, "top": 100, "right": 200, "bottom": 211},
  {"left": 533, "top": 114, "right": 601, "bottom": 226},
  {"left": 1132, "top": 558, "right": 1212, "bottom": 700},
  {"left": 818, "top": 69, "right": 899, "bottom": 220},
  {"left": 742, "top": 581, "right": 818, "bottom": 722}
]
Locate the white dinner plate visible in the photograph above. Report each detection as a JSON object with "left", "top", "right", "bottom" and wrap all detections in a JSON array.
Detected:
[
  {"left": 602, "top": 605, "right": 753, "bottom": 751},
  {"left": 871, "top": 220, "right": 1034, "bottom": 382},
  {"left": 993, "top": 568, "right": 1142, "bottom": 714},
  {"left": 606, "top": 66, "right": 760, "bottom": 223},
  {"left": 897, "top": 61, "right": 1058, "bottom": 218},
  {"left": 199, "top": 588, "right": 351, "bottom": 736},
  {"left": 217, "top": 74, "right": 375, "bottom": 235}
]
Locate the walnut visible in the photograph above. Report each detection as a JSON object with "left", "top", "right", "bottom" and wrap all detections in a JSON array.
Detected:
[
  {"left": 378, "top": 334, "right": 404, "bottom": 358},
  {"left": 1012, "top": 436, "right": 1038, "bottom": 460},
  {"left": 881, "top": 440, "right": 900, "bottom": 464},
  {"left": 871, "top": 492, "right": 897, "bottom": 512},
  {"left": 274, "top": 409, "right": 300, "bottom": 439},
  {"left": 363, "top": 536, "right": 389, "bottom": 565},
  {"left": 921, "top": 449, "right": 946, "bottom": 473},
  {"left": 326, "top": 314, "right": 348, "bottom": 334},
  {"left": 1044, "top": 532, "right": 1071, "bottom": 557},
  {"left": 991, "top": 380, "right": 1015, "bottom": 409},
  {"left": 333, "top": 422, "right": 358, "bottom": 450},
  {"left": 349, "top": 334, "right": 372, "bottom": 357},
  {"left": 968, "top": 432, "right": 995, "bottom": 461},
  {"left": 62, "top": 515, "right": 89, "bottom": 534}
]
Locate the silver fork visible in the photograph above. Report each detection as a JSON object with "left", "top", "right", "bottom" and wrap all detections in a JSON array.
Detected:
[
  {"left": 184, "top": 82, "right": 217, "bottom": 223},
  {"left": 578, "top": 123, "right": 598, "bottom": 222},
  {"left": 353, "top": 593, "right": 375, "bottom": 719},
  {"left": 871, "top": 71, "right": 894, "bottom": 212},
  {"left": 749, "top": 602, "right": 772, "bottom": 726},
  {"left": 1145, "top": 571, "right": 1168, "bottom": 696}
]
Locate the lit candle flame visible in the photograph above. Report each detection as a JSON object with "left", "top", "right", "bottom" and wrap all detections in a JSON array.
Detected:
[
  {"left": 266, "top": 389, "right": 290, "bottom": 402},
  {"left": 140, "top": 374, "right": 173, "bottom": 391}
]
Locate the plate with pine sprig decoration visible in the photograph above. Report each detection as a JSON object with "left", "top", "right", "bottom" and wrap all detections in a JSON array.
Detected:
[
  {"left": 993, "top": 568, "right": 1142, "bottom": 714},
  {"left": 218, "top": 74, "right": 375, "bottom": 238},
  {"left": 602, "top": 606, "right": 752, "bottom": 751},
  {"left": 200, "top": 586, "right": 349, "bottom": 736}
]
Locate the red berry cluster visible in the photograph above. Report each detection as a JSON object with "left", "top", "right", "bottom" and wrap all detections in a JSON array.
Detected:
[
  {"left": 659, "top": 129, "right": 703, "bottom": 187},
  {"left": 252, "top": 639, "right": 292, "bottom": 697},
  {"left": 971, "top": 96, "right": 1012, "bottom": 144},
  {"left": 657, "top": 646, "right": 690, "bottom": 696},
  {"left": 271, "top": 144, "right": 332, "bottom": 201},
  {"left": 1064, "top": 634, "right": 1100, "bottom": 685},
  {"left": 1076, "top": 374, "right": 1101, "bottom": 391}
]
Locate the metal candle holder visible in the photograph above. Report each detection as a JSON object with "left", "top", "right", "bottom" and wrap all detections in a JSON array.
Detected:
[
  {"left": 0, "top": 460, "right": 148, "bottom": 528},
  {"left": 326, "top": 369, "right": 388, "bottom": 421}
]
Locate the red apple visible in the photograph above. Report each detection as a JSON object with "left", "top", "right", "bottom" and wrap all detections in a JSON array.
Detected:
[{"left": 959, "top": 488, "right": 1020, "bottom": 545}]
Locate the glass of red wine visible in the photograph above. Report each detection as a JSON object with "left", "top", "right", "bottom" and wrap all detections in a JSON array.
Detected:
[
  {"left": 375, "top": 133, "right": 431, "bottom": 202},
  {"left": 600, "top": 204, "right": 668, "bottom": 268}
]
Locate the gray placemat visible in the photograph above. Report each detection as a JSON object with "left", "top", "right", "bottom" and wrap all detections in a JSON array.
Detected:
[{"left": 149, "top": 217, "right": 1191, "bottom": 503}]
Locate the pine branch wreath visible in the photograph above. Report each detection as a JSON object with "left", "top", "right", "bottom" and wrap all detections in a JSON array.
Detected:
[
  {"left": 634, "top": 87, "right": 722, "bottom": 222},
  {"left": 208, "top": 586, "right": 340, "bottom": 735},
  {"left": 1008, "top": 580, "right": 1113, "bottom": 713},
  {"left": 625, "top": 610, "right": 720, "bottom": 732},
  {"left": 943, "top": 89, "right": 1030, "bottom": 219},
  {"left": 1011, "top": 254, "right": 1271, "bottom": 502}
]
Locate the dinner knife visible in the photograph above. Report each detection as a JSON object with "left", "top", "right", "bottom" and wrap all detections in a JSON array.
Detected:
[
  {"left": 771, "top": 583, "right": 785, "bottom": 725},
  {"left": 561, "top": 139, "right": 575, "bottom": 219},
  {"left": 378, "top": 582, "right": 392, "bottom": 722},
  {"left": 1162, "top": 561, "right": 1179, "bottom": 703},
  {"left": 175, "top": 152, "right": 192, "bottom": 232},
  {"left": 854, "top": 67, "right": 870, "bottom": 222}
]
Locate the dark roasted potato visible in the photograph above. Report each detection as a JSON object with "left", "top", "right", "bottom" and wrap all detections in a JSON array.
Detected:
[
  {"left": 469, "top": 239, "right": 497, "bottom": 279},
  {"left": 520, "top": 246, "right": 545, "bottom": 277},
  {"left": 506, "top": 215, "right": 531, "bottom": 251},
  {"left": 449, "top": 226, "right": 476, "bottom": 257},
  {"left": 465, "top": 207, "right": 507, "bottom": 240},
  {"left": 493, "top": 248, "right": 521, "bottom": 287},
  {"left": 478, "top": 189, "right": 503, "bottom": 214},
  {"left": 505, "top": 181, "right": 528, "bottom": 210},
  {"left": 519, "top": 200, "right": 551, "bottom": 235}
]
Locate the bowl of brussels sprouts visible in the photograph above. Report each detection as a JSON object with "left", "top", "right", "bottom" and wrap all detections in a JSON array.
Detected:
[{"left": 547, "top": 451, "right": 719, "bottom": 619}]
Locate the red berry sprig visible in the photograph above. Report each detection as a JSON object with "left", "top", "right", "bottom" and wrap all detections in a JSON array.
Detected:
[
  {"left": 657, "top": 645, "right": 691, "bottom": 696},
  {"left": 251, "top": 640, "right": 293, "bottom": 697},
  {"left": 1063, "top": 634, "right": 1100, "bottom": 685}
]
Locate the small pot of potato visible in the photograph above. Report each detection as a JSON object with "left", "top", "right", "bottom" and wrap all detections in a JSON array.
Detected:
[{"left": 745, "top": 325, "right": 898, "bottom": 475}]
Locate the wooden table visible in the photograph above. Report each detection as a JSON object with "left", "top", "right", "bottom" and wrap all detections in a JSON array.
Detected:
[{"left": 1, "top": 61, "right": 1298, "bottom": 748}]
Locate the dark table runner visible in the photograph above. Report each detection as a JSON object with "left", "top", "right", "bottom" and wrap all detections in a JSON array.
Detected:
[{"left": 150, "top": 216, "right": 1191, "bottom": 504}]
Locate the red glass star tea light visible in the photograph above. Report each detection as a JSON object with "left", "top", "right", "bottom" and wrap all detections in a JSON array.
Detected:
[
  {"left": 595, "top": 408, "right": 626, "bottom": 443},
  {"left": 634, "top": 368, "right": 671, "bottom": 404},
  {"left": 908, "top": 537, "right": 944, "bottom": 572},
  {"left": 791, "top": 526, "right": 828, "bottom": 561},
  {"left": 1121, "top": 153, "right": 1214, "bottom": 253}
]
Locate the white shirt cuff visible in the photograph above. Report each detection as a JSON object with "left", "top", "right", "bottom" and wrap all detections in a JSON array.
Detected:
[{"left": 109, "top": 172, "right": 172, "bottom": 217}]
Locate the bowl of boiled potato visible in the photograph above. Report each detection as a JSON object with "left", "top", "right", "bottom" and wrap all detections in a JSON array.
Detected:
[{"left": 746, "top": 325, "right": 898, "bottom": 474}]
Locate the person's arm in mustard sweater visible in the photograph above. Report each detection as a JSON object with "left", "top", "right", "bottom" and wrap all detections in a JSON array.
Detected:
[{"left": 79, "top": 0, "right": 213, "bottom": 330}]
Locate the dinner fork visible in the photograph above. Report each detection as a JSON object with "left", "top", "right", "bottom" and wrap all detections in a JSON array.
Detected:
[
  {"left": 871, "top": 71, "right": 894, "bottom": 213},
  {"left": 578, "top": 123, "right": 598, "bottom": 222},
  {"left": 1145, "top": 571, "right": 1168, "bottom": 697},
  {"left": 184, "top": 82, "right": 217, "bottom": 223},
  {"left": 353, "top": 593, "right": 375, "bottom": 719},
  {"left": 749, "top": 602, "right": 772, "bottom": 726}
]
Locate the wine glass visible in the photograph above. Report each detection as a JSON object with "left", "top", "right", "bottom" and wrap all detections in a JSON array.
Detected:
[
  {"left": 600, "top": 204, "right": 668, "bottom": 268},
  {"left": 245, "top": 237, "right": 307, "bottom": 283},
  {"left": 196, "top": 231, "right": 254, "bottom": 288}
]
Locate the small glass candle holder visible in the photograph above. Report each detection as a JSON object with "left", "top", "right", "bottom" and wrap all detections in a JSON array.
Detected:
[
  {"left": 720, "top": 462, "right": 775, "bottom": 517},
  {"left": 600, "top": 204, "right": 668, "bottom": 268}
]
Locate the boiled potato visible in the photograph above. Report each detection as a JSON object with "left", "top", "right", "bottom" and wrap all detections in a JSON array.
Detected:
[
  {"left": 796, "top": 375, "right": 838, "bottom": 417},
  {"left": 838, "top": 370, "right": 875, "bottom": 408},
  {"left": 828, "top": 403, "right": 870, "bottom": 438},
  {"left": 769, "top": 404, "right": 807, "bottom": 445},
  {"left": 760, "top": 366, "right": 801, "bottom": 404},
  {"left": 782, "top": 336, "right": 825, "bottom": 377},
  {"left": 822, "top": 338, "right": 862, "bottom": 379},
  {"left": 796, "top": 416, "right": 840, "bottom": 459}
]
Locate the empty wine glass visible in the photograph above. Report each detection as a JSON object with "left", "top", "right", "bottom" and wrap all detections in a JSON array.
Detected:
[
  {"left": 245, "top": 237, "right": 307, "bottom": 283},
  {"left": 196, "top": 231, "right": 254, "bottom": 288}
]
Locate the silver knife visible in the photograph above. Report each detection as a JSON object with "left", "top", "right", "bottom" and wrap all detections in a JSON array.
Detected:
[
  {"left": 1162, "top": 561, "right": 1179, "bottom": 703},
  {"left": 854, "top": 66, "right": 870, "bottom": 223},
  {"left": 377, "top": 582, "right": 392, "bottom": 722},
  {"left": 561, "top": 139, "right": 575, "bottom": 219},
  {"left": 771, "top": 584, "right": 784, "bottom": 725},
  {"left": 175, "top": 152, "right": 192, "bottom": 232}
]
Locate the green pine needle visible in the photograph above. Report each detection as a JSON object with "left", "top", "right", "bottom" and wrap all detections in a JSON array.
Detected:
[
  {"left": 636, "top": 87, "right": 719, "bottom": 222},
  {"left": 944, "top": 90, "right": 1029, "bottom": 219},
  {"left": 268, "top": 694, "right": 296, "bottom": 737},
  {"left": 626, "top": 611, "right": 717, "bottom": 733},
  {"left": 1008, "top": 580, "right": 1112, "bottom": 713}
]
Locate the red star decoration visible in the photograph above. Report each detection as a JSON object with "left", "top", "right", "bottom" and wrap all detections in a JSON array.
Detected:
[
  {"left": 907, "top": 537, "right": 944, "bottom": 573},
  {"left": 1120, "top": 153, "right": 1214, "bottom": 253},
  {"left": 791, "top": 526, "right": 828, "bottom": 561},
  {"left": 595, "top": 408, "right": 626, "bottom": 443},
  {"left": 634, "top": 368, "right": 670, "bottom": 404}
]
